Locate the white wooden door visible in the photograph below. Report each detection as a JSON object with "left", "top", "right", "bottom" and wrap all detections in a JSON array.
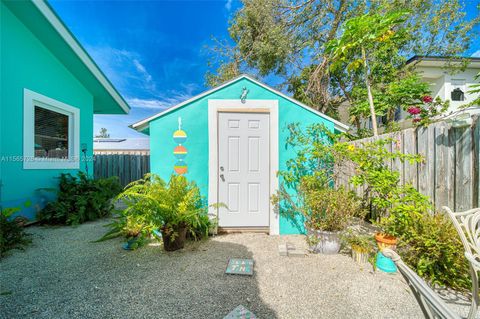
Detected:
[{"left": 218, "top": 112, "right": 270, "bottom": 227}]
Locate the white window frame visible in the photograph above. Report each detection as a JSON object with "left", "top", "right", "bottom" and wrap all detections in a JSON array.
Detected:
[
  {"left": 451, "top": 79, "right": 466, "bottom": 92},
  {"left": 23, "top": 89, "right": 80, "bottom": 169}
]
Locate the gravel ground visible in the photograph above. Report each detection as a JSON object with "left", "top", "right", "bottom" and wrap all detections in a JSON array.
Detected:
[{"left": 0, "top": 220, "right": 473, "bottom": 319}]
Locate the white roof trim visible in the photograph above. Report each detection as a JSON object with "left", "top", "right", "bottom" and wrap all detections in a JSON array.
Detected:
[
  {"left": 131, "top": 74, "right": 349, "bottom": 132},
  {"left": 33, "top": 0, "right": 130, "bottom": 114}
]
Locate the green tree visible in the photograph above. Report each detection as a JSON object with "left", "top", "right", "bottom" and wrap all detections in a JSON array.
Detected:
[
  {"left": 326, "top": 10, "right": 409, "bottom": 136},
  {"left": 465, "top": 71, "right": 480, "bottom": 107},
  {"left": 95, "top": 127, "right": 110, "bottom": 138},
  {"left": 207, "top": 0, "right": 479, "bottom": 132}
]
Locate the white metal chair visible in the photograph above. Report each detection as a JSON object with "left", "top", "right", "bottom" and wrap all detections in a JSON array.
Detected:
[
  {"left": 443, "top": 206, "right": 480, "bottom": 319},
  {"left": 383, "top": 248, "right": 462, "bottom": 319}
]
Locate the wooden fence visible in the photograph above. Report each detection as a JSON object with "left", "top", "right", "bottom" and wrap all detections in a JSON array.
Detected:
[
  {"left": 336, "top": 116, "right": 479, "bottom": 212},
  {"left": 94, "top": 154, "right": 150, "bottom": 186}
]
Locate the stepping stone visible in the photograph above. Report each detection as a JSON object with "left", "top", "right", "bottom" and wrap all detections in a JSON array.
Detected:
[
  {"left": 286, "top": 242, "right": 296, "bottom": 250},
  {"left": 288, "top": 249, "right": 306, "bottom": 257},
  {"left": 225, "top": 258, "right": 254, "bottom": 276},
  {"left": 278, "top": 244, "right": 288, "bottom": 256},
  {"left": 223, "top": 305, "right": 256, "bottom": 319}
]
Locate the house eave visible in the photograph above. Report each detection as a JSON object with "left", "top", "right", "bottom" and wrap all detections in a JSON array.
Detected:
[
  {"left": 4, "top": 0, "right": 130, "bottom": 114},
  {"left": 406, "top": 55, "right": 480, "bottom": 68}
]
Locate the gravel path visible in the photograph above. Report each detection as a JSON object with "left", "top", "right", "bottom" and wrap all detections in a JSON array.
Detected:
[{"left": 0, "top": 220, "right": 472, "bottom": 319}]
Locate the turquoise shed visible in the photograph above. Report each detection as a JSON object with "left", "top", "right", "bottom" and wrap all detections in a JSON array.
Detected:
[
  {"left": 131, "top": 75, "right": 348, "bottom": 235},
  {"left": 1, "top": 0, "right": 129, "bottom": 219}
]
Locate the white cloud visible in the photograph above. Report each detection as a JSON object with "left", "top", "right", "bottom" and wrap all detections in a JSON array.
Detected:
[
  {"left": 126, "top": 98, "right": 170, "bottom": 110},
  {"left": 85, "top": 45, "right": 196, "bottom": 111},
  {"left": 85, "top": 46, "right": 158, "bottom": 94},
  {"left": 133, "top": 59, "right": 153, "bottom": 84},
  {"left": 225, "top": 0, "right": 233, "bottom": 11},
  {"left": 472, "top": 50, "right": 480, "bottom": 58},
  {"left": 126, "top": 91, "right": 193, "bottom": 110}
]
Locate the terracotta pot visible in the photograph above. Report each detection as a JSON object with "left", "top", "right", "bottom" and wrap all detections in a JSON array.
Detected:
[
  {"left": 374, "top": 233, "right": 397, "bottom": 251},
  {"left": 162, "top": 224, "right": 187, "bottom": 251}
]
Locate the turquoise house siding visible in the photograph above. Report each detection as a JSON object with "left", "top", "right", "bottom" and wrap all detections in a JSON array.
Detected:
[
  {"left": 0, "top": 1, "right": 128, "bottom": 219},
  {"left": 148, "top": 77, "right": 336, "bottom": 235}
]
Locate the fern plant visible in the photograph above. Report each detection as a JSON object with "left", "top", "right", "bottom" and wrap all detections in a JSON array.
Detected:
[
  {"left": 1, "top": 207, "right": 31, "bottom": 258},
  {"left": 38, "top": 172, "right": 122, "bottom": 225},
  {"left": 98, "top": 174, "right": 217, "bottom": 248}
]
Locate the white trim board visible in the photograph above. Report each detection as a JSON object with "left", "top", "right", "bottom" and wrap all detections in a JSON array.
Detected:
[
  {"left": 131, "top": 74, "right": 349, "bottom": 133},
  {"left": 31, "top": 0, "right": 130, "bottom": 114},
  {"left": 208, "top": 99, "right": 280, "bottom": 235},
  {"left": 23, "top": 89, "right": 80, "bottom": 169}
]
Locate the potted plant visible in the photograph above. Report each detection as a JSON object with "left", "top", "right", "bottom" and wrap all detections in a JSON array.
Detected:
[
  {"left": 96, "top": 205, "right": 153, "bottom": 250},
  {"left": 342, "top": 231, "right": 375, "bottom": 264},
  {"left": 123, "top": 216, "right": 149, "bottom": 250},
  {"left": 374, "top": 214, "right": 398, "bottom": 253},
  {"left": 98, "top": 174, "right": 218, "bottom": 252},
  {"left": 118, "top": 174, "right": 212, "bottom": 252},
  {"left": 303, "top": 187, "right": 362, "bottom": 254},
  {"left": 374, "top": 232, "right": 397, "bottom": 251}
]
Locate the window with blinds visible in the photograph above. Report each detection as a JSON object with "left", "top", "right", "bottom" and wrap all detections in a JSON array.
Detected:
[{"left": 34, "top": 106, "right": 69, "bottom": 159}]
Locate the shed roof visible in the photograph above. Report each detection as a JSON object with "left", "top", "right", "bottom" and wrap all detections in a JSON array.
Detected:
[
  {"left": 131, "top": 74, "right": 349, "bottom": 133},
  {"left": 3, "top": 0, "right": 130, "bottom": 114}
]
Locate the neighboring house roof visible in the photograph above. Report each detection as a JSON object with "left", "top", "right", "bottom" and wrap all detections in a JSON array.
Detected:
[
  {"left": 3, "top": 0, "right": 130, "bottom": 114},
  {"left": 94, "top": 138, "right": 150, "bottom": 151},
  {"left": 406, "top": 56, "right": 480, "bottom": 68},
  {"left": 131, "top": 74, "right": 349, "bottom": 133}
]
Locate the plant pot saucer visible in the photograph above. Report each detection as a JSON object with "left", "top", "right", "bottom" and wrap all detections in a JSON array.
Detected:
[
  {"left": 122, "top": 242, "right": 133, "bottom": 250},
  {"left": 152, "top": 229, "right": 162, "bottom": 240},
  {"left": 123, "top": 237, "right": 140, "bottom": 250}
]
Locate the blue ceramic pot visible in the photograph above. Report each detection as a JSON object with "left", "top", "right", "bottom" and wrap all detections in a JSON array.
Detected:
[{"left": 376, "top": 251, "right": 397, "bottom": 273}]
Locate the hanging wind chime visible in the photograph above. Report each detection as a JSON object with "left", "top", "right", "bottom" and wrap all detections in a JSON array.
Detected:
[{"left": 173, "top": 117, "right": 188, "bottom": 175}]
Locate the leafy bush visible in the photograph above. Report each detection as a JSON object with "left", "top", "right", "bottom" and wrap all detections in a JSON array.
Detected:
[
  {"left": 338, "top": 137, "right": 469, "bottom": 289},
  {"left": 402, "top": 213, "right": 469, "bottom": 289},
  {"left": 336, "top": 138, "right": 424, "bottom": 220},
  {"left": 0, "top": 207, "right": 31, "bottom": 258},
  {"left": 278, "top": 122, "right": 471, "bottom": 289},
  {"left": 303, "top": 187, "right": 364, "bottom": 232},
  {"left": 98, "top": 174, "right": 215, "bottom": 247},
  {"left": 342, "top": 138, "right": 470, "bottom": 289},
  {"left": 38, "top": 172, "right": 122, "bottom": 225}
]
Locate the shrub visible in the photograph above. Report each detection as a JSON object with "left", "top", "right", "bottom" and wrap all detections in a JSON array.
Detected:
[
  {"left": 380, "top": 202, "right": 470, "bottom": 290},
  {"left": 401, "top": 213, "right": 470, "bottom": 290},
  {"left": 278, "top": 122, "right": 471, "bottom": 290},
  {"left": 38, "top": 172, "right": 122, "bottom": 225},
  {"left": 98, "top": 174, "right": 216, "bottom": 247},
  {"left": 0, "top": 207, "right": 31, "bottom": 258},
  {"left": 303, "top": 187, "right": 364, "bottom": 232}
]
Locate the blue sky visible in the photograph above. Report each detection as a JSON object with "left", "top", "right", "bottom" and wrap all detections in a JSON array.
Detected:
[
  {"left": 50, "top": 0, "right": 240, "bottom": 137},
  {"left": 50, "top": 0, "right": 479, "bottom": 138}
]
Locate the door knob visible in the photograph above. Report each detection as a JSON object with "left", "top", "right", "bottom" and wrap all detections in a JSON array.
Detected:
[
  {"left": 220, "top": 166, "right": 224, "bottom": 171},
  {"left": 220, "top": 174, "right": 225, "bottom": 182}
]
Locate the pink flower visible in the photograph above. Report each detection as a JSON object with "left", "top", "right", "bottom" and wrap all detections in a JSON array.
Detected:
[
  {"left": 422, "top": 96, "right": 433, "bottom": 103},
  {"left": 412, "top": 118, "right": 421, "bottom": 123},
  {"left": 407, "top": 106, "right": 421, "bottom": 115}
]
